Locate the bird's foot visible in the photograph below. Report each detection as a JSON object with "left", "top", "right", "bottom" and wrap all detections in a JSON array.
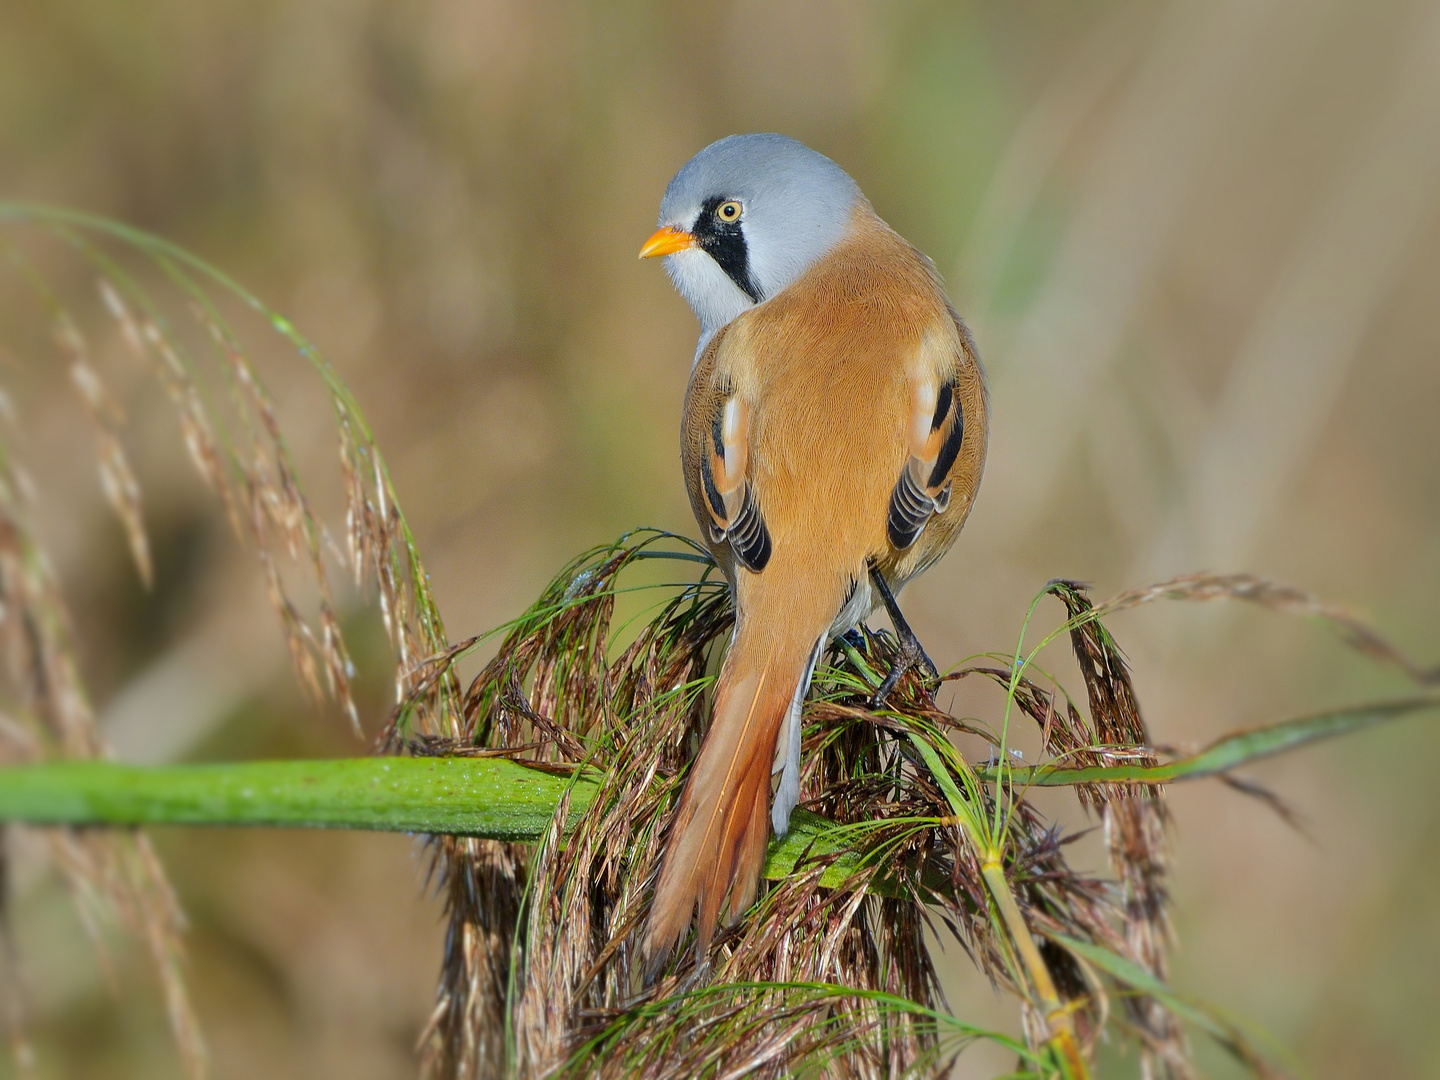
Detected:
[
  {"left": 870, "top": 631, "right": 939, "bottom": 708},
  {"left": 866, "top": 564, "right": 939, "bottom": 707}
]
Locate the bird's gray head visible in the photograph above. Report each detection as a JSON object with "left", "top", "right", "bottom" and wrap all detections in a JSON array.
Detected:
[{"left": 641, "top": 134, "right": 864, "bottom": 344}]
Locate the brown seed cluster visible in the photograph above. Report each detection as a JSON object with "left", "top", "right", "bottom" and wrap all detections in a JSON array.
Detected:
[
  {"left": 0, "top": 299, "right": 203, "bottom": 1074},
  {"left": 402, "top": 535, "right": 1365, "bottom": 1079}
]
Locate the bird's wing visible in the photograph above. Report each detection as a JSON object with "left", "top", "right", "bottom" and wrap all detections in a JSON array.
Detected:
[
  {"left": 887, "top": 363, "right": 965, "bottom": 551},
  {"left": 698, "top": 392, "right": 772, "bottom": 573}
]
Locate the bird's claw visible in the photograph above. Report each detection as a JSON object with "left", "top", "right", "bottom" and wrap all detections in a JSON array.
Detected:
[{"left": 870, "top": 633, "right": 938, "bottom": 708}]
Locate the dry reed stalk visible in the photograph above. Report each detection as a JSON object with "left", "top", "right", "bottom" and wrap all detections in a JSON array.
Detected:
[
  {"left": 0, "top": 367, "right": 205, "bottom": 1077},
  {"left": 0, "top": 207, "right": 462, "bottom": 1078}
]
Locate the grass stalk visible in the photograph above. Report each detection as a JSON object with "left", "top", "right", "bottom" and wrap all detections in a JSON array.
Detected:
[
  {"left": 0, "top": 758, "right": 595, "bottom": 840},
  {"left": 0, "top": 759, "right": 880, "bottom": 887},
  {"left": 980, "top": 857, "right": 1087, "bottom": 1079}
]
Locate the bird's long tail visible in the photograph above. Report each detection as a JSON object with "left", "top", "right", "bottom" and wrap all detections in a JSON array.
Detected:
[{"left": 644, "top": 608, "right": 827, "bottom": 968}]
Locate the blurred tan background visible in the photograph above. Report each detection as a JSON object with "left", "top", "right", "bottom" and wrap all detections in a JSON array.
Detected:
[{"left": 2, "top": 0, "right": 1439, "bottom": 1076}]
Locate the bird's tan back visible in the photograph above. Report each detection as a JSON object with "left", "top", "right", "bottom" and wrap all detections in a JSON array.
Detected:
[{"left": 684, "top": 206, "right": 982, "bottom": 623}]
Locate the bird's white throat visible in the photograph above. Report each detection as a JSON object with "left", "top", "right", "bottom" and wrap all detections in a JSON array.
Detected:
[{"left": 664, "top": 247, "right": 756, "bottom": 356}]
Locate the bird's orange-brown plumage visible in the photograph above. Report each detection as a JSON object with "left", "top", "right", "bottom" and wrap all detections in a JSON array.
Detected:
[{"left": 646, "top": 205, "right": 987, "bottom": 964}]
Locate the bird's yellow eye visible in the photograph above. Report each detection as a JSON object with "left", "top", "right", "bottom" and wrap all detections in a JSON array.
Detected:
[{"left": 716, "top": 200, "right": 742, "bottom": 222}]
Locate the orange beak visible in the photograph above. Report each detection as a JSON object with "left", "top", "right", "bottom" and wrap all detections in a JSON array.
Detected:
[{"left": 639, "top": 226, "right": 697, "bottom": 259}]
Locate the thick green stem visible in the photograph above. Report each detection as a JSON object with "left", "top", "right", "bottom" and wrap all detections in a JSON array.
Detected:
[
  {"left": 0, "top": 757, "right": 593, "bottom": 840},
  {"left": 979, "top": 857, "right": 1088, "bottom": 1078},
  {"left": 0, "top": 757, "right": 869, "bottom": 887}
]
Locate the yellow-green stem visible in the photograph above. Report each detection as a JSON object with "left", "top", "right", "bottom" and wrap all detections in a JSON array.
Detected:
[{"left": 980, "top": 857, "right": 1088, "bottom": 1079}]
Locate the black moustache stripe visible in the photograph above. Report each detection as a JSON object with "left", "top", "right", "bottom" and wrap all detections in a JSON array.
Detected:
[{"left": 694, "top": 196, "right": 762, "bottom": 302}]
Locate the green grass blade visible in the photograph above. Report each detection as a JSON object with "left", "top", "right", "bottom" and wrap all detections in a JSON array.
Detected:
[
  {"left": 761, "top": 807, "right": 874, "bottom": 889},
  {"left": 4, "top": 691, "right": 1433, "bottom": 878},
  {"left": 0, "top": 758, "right": 951, "bottom": 910},
  {"left": 1049, "top": 933, "right": 1299, "bottom": 1078},
  {"left": 0, "top": 759, "right": 866, "bottom": 886},
  {"left": 8, "top": 693, "right": 1431, "bottom": 873},
  {"left": 558, "top": 979, "right": 1036, "bottom": 1075},
  {"left": 982, "top": 694, "right": 1440, "bottom": 787},
  {"left": 0, "top": 757, "right": 595, "bottom": 841}
]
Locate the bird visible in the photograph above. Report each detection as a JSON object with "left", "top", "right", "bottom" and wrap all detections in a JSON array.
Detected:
[{"left": 638, "top": 133, "right": 987, "bottom": 968}]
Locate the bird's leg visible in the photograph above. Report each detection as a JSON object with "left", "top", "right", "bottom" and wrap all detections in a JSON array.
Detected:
[{"left": 868, "top": 566, "right": 939, "bottom": 707}]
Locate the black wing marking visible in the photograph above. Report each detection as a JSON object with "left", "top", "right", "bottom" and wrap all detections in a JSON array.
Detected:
[
  {"left": 926, "top": 392, "right": 965, "bottom": 488},
  {"left": 930, "top": 381, "right": 953, "bottom": 432},
  {"left": 888, "top": 465, "right": 934, "bottom": 550},
  {"left": 723, "top": 483, "right": 771, "bottom": 573},
  {"left": 702, "top": 451, "right": 728, "bottom": 520},
  {"left": 699, "top": 398, "right": 771, "bottom": 573},
  {"left": 888, "top": 377, "right": 963, "bottom": 551}
]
